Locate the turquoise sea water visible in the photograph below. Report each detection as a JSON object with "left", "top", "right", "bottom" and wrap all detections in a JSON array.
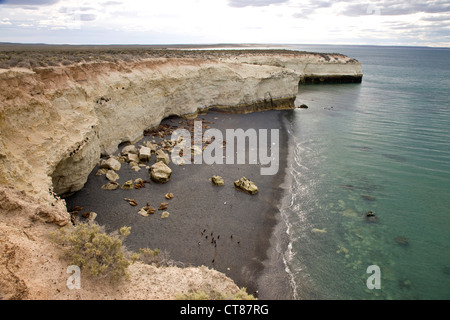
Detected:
[{"left": 282, "top": 45, "right": 450, "bottom": 299}]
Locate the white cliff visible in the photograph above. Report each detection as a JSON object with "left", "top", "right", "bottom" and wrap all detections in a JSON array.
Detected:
[{"left": 0, "top": 50, "right": 362, "bottom": 299}]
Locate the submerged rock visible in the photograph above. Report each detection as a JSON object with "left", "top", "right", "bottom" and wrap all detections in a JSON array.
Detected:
[
  {"left": 234, "top": 177, "right": 258, "bottom": 195},
  {"left": 361, "top": 194, "right": 376, "bottom": 201},
  {"left": 364, "top": 210, "right": 378, "bottom": 222},
  {"left": 395, "top": 236, "right": 409, "bottom": 247},
  {"left": 211, "top": 175, "right": 224, "bottom": 186},
  {"left": 150, "top": 161, "right": 172, "bottom": 183}
]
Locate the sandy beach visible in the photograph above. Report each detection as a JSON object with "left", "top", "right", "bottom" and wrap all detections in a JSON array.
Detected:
[{"left": 65, "top": 109, "right": 294, "bottom": 299}]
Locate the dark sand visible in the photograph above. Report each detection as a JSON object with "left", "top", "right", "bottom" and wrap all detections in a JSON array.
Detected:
[{"left": 65, "top": 109, "right": 294, "bottom": 299}]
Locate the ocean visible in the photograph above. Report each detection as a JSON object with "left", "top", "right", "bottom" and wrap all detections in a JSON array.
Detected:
[{"left": 281, "top": 45, "right": 450, "bottom": 299}]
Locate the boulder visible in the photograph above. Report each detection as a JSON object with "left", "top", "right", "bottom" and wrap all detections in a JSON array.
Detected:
[
  {"left": 101, "top": 181, "right": 119, "bottom": 190},
  {"left": 234, "top": 177, "right": 258, "bottom": 195},
  {"left": 121, "top": 145, "right": 138, "bottom": 155},
  {"left": 211, "top": 175, "right": 224, "bottom": 186},
  {"left": 121, "top": 180, "right": 134, "bottom": 190},
  {"left": 150, "top": 161, "right": 172, "bottom": 183},
  {"left": 139, "top": 146, "right": 152, "bottom": 162},
  {"left": 156, "top": 149, "right": 170, "bottom": 165},
  {"left": 105, "top": 170, "right": 119, "bottom": 182},
  {"left": 127, "top": 153, "right": 140, "bottom": 163},
  {"left": 100, "top": 157, "right": 121, "bottom": 171}
]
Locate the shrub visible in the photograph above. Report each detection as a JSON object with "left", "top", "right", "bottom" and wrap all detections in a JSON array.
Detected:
[
  {"left": 175, "top": 287, "right": 257, "bottom": 300},
  {"left": 51, "top": 223, "right": 131, "bottom": 283}
]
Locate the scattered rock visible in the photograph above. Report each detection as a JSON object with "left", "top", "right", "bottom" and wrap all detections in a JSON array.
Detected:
[
  {"left": 161, "top": 211, "right": 170, "bottom": 219},
  {"left": 124, "top": 198, "right": 138, "bottom": 206},
  {"left": 96, "top": 168, "right": 108, "bottom": 176},
  {"left": 159, "top": 202, "right": 168, "bottom": 210},
  {"left": 127, "top": 153, "right": 140, "bottom": 163},
  {"left": 155, "top": 149, "right": 170, "bottom": 165},
  {"left": 211, "top": 175, "right": 224, "bottom": 186},
  {"left": 165, "top": 193, "right": 174, "bottom": 200},
  {"left": 82, "top": 212, "right": 97, "bottom": 223},
  {"left": 138, "top": 207, "right": 149, "bottom": 217},
  {"left": 101, "top": 181, "right": 119, "bottom": 190},
  {"left": 139, "top": 146, "right": 152, "bottom": 162},
  {"left": 144, "top": 141, "right": 158, "bottom": 153},
  {"left": 234, "top": 177, "right": 258, "bottom": 195},
  {"left": 364, "top": 210, "right": 378, "bottom": 222},
  {"left": 100, "top": 157, "right": 121, "bottom": 171},
  {"left": 121, "top": 180, "right": 134, "bottom": 190},
  {"left": 134, "top": 178, "right": 145, "bottom": 189},
  {"left": 121, "top": 145, "right": 137, "bottom": 155},
  {"left": 395, "top": 236, "right": 409, "bottom": 247},
  {"left": 150, "top": 161, "right": 172, "bottom": 183},
  {"left": 105, "top": 170, "right": 119, "bottom": 182}
]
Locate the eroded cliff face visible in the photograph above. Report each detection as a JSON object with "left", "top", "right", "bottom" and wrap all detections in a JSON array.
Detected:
[
  {"left": 0, "top": 52, "right": 362, "bottom": 203},
  {"left": 0, "top": 56, "right": 306, "bottom": 202}
]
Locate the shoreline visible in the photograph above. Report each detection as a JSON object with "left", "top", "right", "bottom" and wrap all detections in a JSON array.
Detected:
[{"left": 65, "top": 109, "right": 295, "bottom": 298}]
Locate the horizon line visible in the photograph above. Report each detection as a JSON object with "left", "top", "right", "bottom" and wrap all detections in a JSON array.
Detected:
[{"left": 1, "top": 42, "right": 450, "bottom": 50}]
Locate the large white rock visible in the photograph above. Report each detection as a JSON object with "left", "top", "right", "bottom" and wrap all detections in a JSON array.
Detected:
[
  {"left": 99, "top": 157, "right": 121, "bottom": 171},
  {"left": 150, "top": 161, "right": 172, "bottom": 183}
]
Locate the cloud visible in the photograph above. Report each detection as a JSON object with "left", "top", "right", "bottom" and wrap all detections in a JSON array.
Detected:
[
  {"left": 341, "top": 0, "right": 450, "bottom": 16},
  {"left": 79, "top": 14, "right": 96, "bottom": 21},
  {"left": 0, "top": 0, "right": 59, "bottom": 5},
  {"left": 291, "top": 0, "right": 334, "bottom": 18},
  {"left": 101, "top": 1, "right": 122, "bottom": 5},
  {"left": 228, "top": 0, "right": 289, "bottom": 8}
]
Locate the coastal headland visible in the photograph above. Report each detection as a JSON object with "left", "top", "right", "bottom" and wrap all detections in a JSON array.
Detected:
[{"left": 0, "top": 44, "right": 362, "bottom": 299}]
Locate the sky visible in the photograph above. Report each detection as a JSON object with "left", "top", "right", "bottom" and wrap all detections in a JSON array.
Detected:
[{"left": 0, "top": 0, "right": 449, "bottom": 47}]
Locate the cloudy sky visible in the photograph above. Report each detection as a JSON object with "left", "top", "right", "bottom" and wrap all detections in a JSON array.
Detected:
[{"left": 0, "top": 0, "right": 449, "bottom": 47}]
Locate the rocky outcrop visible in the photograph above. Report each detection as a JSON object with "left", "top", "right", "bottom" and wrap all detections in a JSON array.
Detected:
[
  {"left": 224, "top": 51, "right": 363, "bottom": 84},
  {"left": 0, "top": 50, "right": 362, "bottom": 202}
]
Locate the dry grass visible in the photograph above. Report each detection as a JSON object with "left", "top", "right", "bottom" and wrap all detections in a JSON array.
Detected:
[{"left": 0, "top": 43, "right": 353, "bottom": 70}]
